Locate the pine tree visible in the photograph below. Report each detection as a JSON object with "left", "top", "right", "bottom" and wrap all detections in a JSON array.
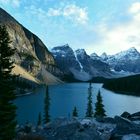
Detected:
[
  {"left": 37, "top": 112, "right": 42, "bottom": 126},
  {"left": 72, "top": 106, "right": 78, "bottom": 117},
  {"left": 0, "top": 25, "right": 17, "bottom": 140},
  {"left": 94, "top": 90, "right": 106, "bottom": 118},
  {"left": 44, "top": 86, "right": 50, "bottom": 124},
  {"left": 85, "top": 82, "right": 93, "bottom": 117}
]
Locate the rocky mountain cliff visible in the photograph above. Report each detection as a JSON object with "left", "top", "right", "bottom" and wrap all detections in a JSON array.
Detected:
[
  {"left": 52, "top": 45, "right": 140, "bottom": 81},
  {"left": 0, "top": 8, "right": 61, "bottom": 84},
  {"left": 91, "top": 47, "right": 140, "bottom": 73},
  {"left": 51, "top": 45, "right": 112, "bottom": 81},
  {"left": 52, "top": 44, "right": 81, "bottom": 74}
]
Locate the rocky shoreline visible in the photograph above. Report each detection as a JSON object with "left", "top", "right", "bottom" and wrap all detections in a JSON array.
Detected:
[{"left": 16, "top": 111, "right": 140, "bottom": 140}]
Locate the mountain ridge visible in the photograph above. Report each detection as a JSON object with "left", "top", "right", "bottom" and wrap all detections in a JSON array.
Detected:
[
  {"left": 90, "top": 47, "right": 140, "bottom": 73},
  {"left": 51, "top": 44, "right": 113, "bottom": 81},
  {"left": 0, "top": 7, "right": 61, "bottom": 85},
  {"left": 51, "top": 45, "right": 140, "bottom": 81}
]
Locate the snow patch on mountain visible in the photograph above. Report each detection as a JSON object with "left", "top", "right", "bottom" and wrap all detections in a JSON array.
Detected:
[
  {"left": 76, "top": 49, "right": 87, "bottom": 59},
  {"left": 100, "top": 52, "right": 108, "bottom": 61},
  {"left": 74, "top": 51, "right": 83, "bottom": 72},
  {"left": 111, "top": 47, "right": 140, "bottom": 61},
  {"left": 52, "top": 45, "right": 140, "bottom": 80},
  {"left": 90, "top": 47, "right": 140, "bottom": 75},
  {"left": 51, "top": 46, "right": 68, "bottom": 57},
  {"left": 90, "top": 53, "right": 101, "bottom": 60}
]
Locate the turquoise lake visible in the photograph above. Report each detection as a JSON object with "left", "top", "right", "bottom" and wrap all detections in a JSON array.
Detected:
[{"left": 14, "top": 83, "right": 140, "bottom": 125}]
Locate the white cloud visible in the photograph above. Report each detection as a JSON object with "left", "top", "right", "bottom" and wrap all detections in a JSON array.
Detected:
[
  {"left": 25, "top": 4, "right": 88, "bottom": 26},
  {"left": 47, "top": 4, "right": 89, "bottom": 24},
  {"left": 129, "top": 2, "right": 140, "bottom": 14},
  {"left": 0, "top": 0, "right": 20, "bottom": 7},
  {"left": 25, "top": 5, "right": 48, "bottom": 22},
  {"left": 47, "top": 8, "right": 61, "bottom": 16},
  {"left": 85, "top": 2, "right": 140, "bottom": 55}
]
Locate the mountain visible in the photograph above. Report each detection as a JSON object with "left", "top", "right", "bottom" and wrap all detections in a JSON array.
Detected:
[
  {"left": 51, "top": 45, "right": 112, "bottom": 81},
  {"left": 90, "top": 53, "right": 101, "bottom": 60},
  {"left": 51, "top": 44, "right": 88, "bottom": 81},
  {"left": 101, "top": 47, "right": 140, "bottom": 73},
  {"left": 0, "top": 8, "right": 61, "bottom": 84},
  {"left": 100, "top": 52, "right": 108, "bottom": 61},
  {"left": 52, "top": 44, "right": 81, "bottom": 73},
  {"left": 75, "top": 49, "right": 111, "bottom": 77},
  {"left": 90, "top": 47, "right": 140, "bottom": 74}
]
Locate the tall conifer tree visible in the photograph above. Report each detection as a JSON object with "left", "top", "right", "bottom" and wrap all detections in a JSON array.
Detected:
[
  {"left": 37, "top": 112, "right": 42, "bottom": 126},
  {"left": 94, "top": 90, "right": 106, "bottom": 117},
  {"left": 72, "top": 106, "right": 78, "bottom": 117},
  {"left": 85, "top": 82, "right": 93, "bottom": 117},
  {"left": 0, "top": 25, "right": 17, "bottom": 140}
]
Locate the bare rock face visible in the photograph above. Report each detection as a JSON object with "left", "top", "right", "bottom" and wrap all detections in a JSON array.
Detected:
[
  {"left": 52, "top": 44, "right": 81, "bottom": 74},
  {"left": 17, "top": 111, "right": 140, "bottom": 140},
  {"left": 51, "top": 45, "right": 112, "bottom": 81},
  {"left": 0, "top": 8, "right": 58, "bottom": 83}
]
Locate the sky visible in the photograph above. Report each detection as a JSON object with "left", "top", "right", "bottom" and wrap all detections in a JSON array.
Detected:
[{"left": 0, "top": 0, "right": 140, "bottom": 55}]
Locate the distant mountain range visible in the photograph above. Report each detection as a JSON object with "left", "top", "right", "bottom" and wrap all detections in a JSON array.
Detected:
[
  {"left": 52, "top": 44, "right": 114, "bottom": 81},
  {"left": 90, "top": 47, "right": 140, "bottom": 73},
  {"left": 51, "top": 45, "right": 140, "bottom": 81},
  {"left": 52, "top": 45, "right": 111, "bottom": 81}
]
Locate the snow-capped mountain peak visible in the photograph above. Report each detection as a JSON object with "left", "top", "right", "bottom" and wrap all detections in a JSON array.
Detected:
[
  {"left": 75, "top": 49, "right": 86, "bottom": 55},
  {"left": 113, "top": 47, "right": 140, "bottom": 60},
  {"left": 102, "top": 47, "right": 140, "bottom": 73},
  {"left": 51, "top": 45, "right": 140, "bottom": 81},
  {"left": 90, "top": 47, "right": 140, "bottom": 73},
  {"left": 75, "top": 49, "right": 87, "bottom": 59},
  {"left": 51, "top": 44, "right": 74, "bottom": 57},
  {"left": 51, "top": 44, "right": 70, "bottom": 52},
  {"left": 127, "top": 47, "right": 138, "bottom": 52},
  {"left": 100, "top": 52, "right": 108, "bottom": 60},
  {"left": 90, "top": 53, "right": 100, "bottom": 60},
  {"left": 90, "top": 53, "right": 98, "bottom": 57}
]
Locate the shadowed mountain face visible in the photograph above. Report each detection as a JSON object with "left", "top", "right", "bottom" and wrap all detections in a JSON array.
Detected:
[
  {"left": 52, "top": 45, "right": 140, "bottom": 81},
  {"left": 52, "top": 44, "right": 81, "bottom": 73},
  {"left": 0, "top": 8, "right": 61, "bottom": 84},
  {"left": 51, "top": 45, "right": 112, "bottom": 81}
]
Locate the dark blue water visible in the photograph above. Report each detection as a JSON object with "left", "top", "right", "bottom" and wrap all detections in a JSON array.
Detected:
[{"left": 14, "top": 83, "right": 140, "bottom": 125}]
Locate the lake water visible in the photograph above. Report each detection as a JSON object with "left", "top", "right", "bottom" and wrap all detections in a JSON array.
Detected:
[{"left": 14, "top": 83, "right": 140, "bottom": 125}]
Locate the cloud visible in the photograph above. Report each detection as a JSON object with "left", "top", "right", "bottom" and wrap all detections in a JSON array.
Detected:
[
  {"left": 47, "top": 8, "right": 61, "bottom": 16},
  {"left": 85, "top": 2, "right": 140, "bottom": 55},
  {"left": 0, "top": 0, "right": 20, "bottom": 7},
  {"left": 23, "top": 5, "right": 71, "bottom": 47},
  {"left": 129, "top": 2, "right": 140, "bottom": 13},
  {"left": 26, "top": 5, "right": 48, "bottom": 21},
  {"left": 24, "top": 3, "right": 88, "bottom": 26},
  {"left": 47, "top": 4, "right": 89, "bottom": 24}
]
